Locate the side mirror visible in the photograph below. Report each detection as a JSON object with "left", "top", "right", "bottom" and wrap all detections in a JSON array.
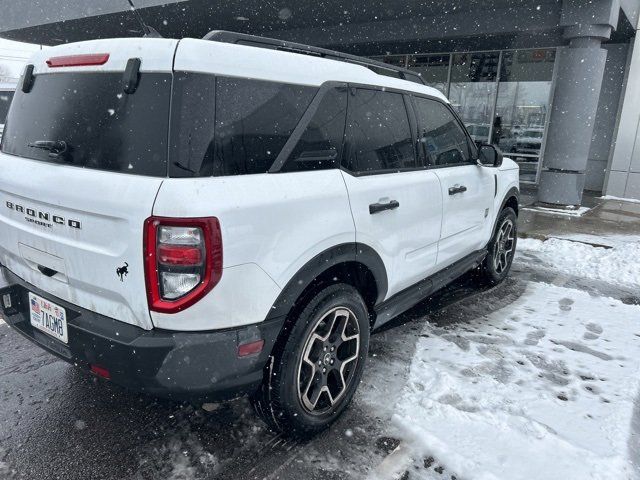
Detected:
[{"left": 477, "top": 144, "right": 503, "bottom": 168}]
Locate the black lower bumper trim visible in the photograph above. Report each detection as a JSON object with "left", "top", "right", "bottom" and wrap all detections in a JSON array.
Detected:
[{"left": 0, "top": 266, "right": 283, "bottom": 402}]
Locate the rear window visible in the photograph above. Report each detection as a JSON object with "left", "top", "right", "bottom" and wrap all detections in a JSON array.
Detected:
[
  {"left": 169, "top": 74, "right": 317, "bottom": 177},
  {"left": 0, "top": 90, "right": 14, "bottom": 123},
  {"left": 1, "top": 72, "right": 171, "bottom": 176}
]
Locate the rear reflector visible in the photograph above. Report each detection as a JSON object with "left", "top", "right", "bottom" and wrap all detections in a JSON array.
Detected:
[
  {"left": 238, "top": 339, "right": 265, "bottom": 357},
  {"left": 90, "top": 364, "right": 111, "bottom": 380},
  {"left": 46, "top": 53, "right": 110, "bottom": 68}
]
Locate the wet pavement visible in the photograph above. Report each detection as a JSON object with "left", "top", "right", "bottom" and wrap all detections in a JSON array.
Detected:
[
  {"left": 1, "top": 206, "right": 638, "bottom": 479},
  {"left": 518, "top": 187, "right": 640, "bottom": 240},
  {"left": 0, "top": 272, "right": 525, "bottom": 480}
]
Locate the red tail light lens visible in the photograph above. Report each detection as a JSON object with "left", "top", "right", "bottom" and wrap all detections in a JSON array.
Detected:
[
  {"left": 157, "top": 244, "right": 203, "bottom": 266},
  {"left": 46, "top": 53, "right": 110, "bottom": 68},
  {"left": 144, "top": 217, "right": 222, "bottom": 313}
]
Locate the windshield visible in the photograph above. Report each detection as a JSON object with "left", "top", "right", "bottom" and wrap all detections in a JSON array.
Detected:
[{"left": 1, "top": 72, "right": 171, "bottom": 176}]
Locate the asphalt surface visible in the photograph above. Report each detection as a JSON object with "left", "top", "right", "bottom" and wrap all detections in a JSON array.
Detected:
[{"left": 1, "top": 254, "right": 638, "bottom": 480}]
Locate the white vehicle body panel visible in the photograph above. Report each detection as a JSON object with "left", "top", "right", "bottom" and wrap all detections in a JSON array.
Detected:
[
  {"left": 0, "top": 155, "right": 161, "bottom": 330},
  {"left": 339, "top": 170, "right": 442, "bottom": 299},
  {"left": 434, "top": 165, "right": 496, "bottom": 267},
  {"left": 151, "top": 170, "right": 354, "bottom": 330}
]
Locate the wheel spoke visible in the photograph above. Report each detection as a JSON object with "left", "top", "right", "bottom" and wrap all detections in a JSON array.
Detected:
[
  {"left": 340, "top": 312, "right": 359, "bottom": 342},
  {"left": 503, "top": 222, "right": 513, "bottom": 239},
  {"left": 306, "top": 383, "right": 327, "bottom": 410}
]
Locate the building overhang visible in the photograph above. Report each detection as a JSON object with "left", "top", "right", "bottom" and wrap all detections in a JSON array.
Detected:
[{"left": 0, "top": 0, "right": 635, "bottom": 54}]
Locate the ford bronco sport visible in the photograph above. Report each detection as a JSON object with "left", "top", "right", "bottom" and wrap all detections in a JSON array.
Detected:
[{"left": 0, "top": 32, "right": 519, "bottom": 436}]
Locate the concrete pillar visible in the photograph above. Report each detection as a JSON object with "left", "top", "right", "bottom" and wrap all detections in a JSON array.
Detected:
[{"left": 538, "top": 0, "right": 620, "bottom": 206}]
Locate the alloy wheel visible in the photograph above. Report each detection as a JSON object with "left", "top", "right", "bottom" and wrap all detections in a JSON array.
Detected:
[
  {"left": 493, "top": 218, "right": 515, "bottom": 274},
  {"left": 297, "top": 307, "right": 361, "bottom": 415}
]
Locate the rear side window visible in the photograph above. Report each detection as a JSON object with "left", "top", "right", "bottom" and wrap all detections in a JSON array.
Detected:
[
  {"left": 281, "top": 87, "right": 347, "bottom": 173},
  {"left": 1, "top": 73, "right": 171, "bottom": 176},
  {"left": 212, "top": 78, "right": 316, "bottom": 176},
  {"left": 413, "top": 97, "right": 471, "bottom": 166},
  {"left": 344, "top": 88, "right": 416, "bottom": 173},
  {"left": 0, "top": 90, "right": 14, "bottom": 123}
]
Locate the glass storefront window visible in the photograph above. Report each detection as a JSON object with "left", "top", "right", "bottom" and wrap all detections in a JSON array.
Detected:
[
  {"left": 448, "top": 52, "right": 500, "bottom": 144},
  {"left": 407, "top": 54, "right": 450, "bottom": 94},
  {"left": 495, "top": 49, "right": 555, "bottom": 182},
  {"left": 373, "top": 48, "right": 557, "bottom": 184}
]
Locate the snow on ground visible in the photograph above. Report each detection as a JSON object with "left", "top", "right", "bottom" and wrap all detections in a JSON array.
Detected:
[
  {"left": 600, "top": 195, "right": 640, "bottom": 204},
  {"left": 518, "top": 237, "right": 640, "bottom": 290},
  {"left": 382, "top": 237, "right": 640, "bottom": 480},
  {"left": 391, "top": 283, "right": 640, "bottom": 480},
  {"left": 522, "top": 206, "right": 591, "bottom": 217}
]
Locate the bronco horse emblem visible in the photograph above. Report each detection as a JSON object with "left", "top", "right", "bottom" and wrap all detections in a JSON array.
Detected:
[{"left": 116, "top": 262, "right": 129, "bottom": 282}]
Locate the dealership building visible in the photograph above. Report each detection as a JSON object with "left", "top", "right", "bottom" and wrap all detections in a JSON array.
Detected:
[{"left": 1, "top": 0, "right": 640, "bottom": 203}]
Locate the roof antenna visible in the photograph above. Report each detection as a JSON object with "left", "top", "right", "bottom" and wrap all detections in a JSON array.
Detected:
[{"left": 126, "top": 0, "right": 162, "bottom": 37}]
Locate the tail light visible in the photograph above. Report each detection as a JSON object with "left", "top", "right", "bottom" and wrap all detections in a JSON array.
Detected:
[{"left": 144, "top": 217, "right": 222, "bottom": 313}]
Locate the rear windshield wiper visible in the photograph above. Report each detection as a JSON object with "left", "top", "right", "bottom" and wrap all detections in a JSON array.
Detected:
[{"left": 28, "top": 140, "right": 70, "bottom": 161}]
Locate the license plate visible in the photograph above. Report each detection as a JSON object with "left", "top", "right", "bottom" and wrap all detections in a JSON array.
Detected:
[{"left": 28, "top": 292, "right": 68, "bottom": 344}]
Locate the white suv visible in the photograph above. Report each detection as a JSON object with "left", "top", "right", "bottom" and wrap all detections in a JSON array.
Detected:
[{"left": 0, "top": 32, "right": 519, "bottom": 436}]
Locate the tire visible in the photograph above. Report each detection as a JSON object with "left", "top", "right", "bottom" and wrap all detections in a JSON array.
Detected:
[
  {"left": 481, "top": 207, "right": 517, "bottom": 286},
  {"left": 251, "top": 283, "right": 370, "bottom": 437}
]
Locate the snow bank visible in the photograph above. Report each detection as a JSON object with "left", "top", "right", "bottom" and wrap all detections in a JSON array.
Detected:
[
  {"left": 518, "top": 237, "right": 640, "bottom": 289},
  {"left": 392, "top": 283, "right": 640, "bottom": 479},
  {"left": 600, "top": 195, "right": 640, "bottom": 204}
]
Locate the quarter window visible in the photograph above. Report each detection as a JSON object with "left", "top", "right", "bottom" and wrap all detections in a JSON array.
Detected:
[
  {"left": 344, "top": 88, "right": 416, "bottom": 173},
  {"left": 413, "top": 97, "right": 472, "bottom": 166},
  {"left": 281, "top": 87, "right": 347, "bottom": 173},
  {"left": 213, "top": 77, "right": 316, "bottom": 176}
]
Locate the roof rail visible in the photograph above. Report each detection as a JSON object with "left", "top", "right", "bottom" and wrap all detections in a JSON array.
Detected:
[{"left": 202, "top": 30, "right": 425, "bottom": 85}]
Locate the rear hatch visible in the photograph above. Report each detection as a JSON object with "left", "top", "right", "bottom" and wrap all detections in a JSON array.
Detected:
[{"left": 0, "top": 38, "right": 178, "bottom": 329}]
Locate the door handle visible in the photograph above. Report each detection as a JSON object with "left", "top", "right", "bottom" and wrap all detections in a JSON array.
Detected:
[
  {"left": 448, "top": 185, "right": 467, "bottom": 195},
  {"left": 369, "top": 200, "right": 400, "bottom": 215}
]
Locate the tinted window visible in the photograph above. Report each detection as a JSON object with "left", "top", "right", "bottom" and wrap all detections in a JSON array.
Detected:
[
  {"left": 413, "top": 97, "right": 471, "bottom": 166},
  {"left": 281, "top": 87, "right": 347, "bottom": 173},
  {"left": 213, "top": 77, "right": 316, "bottom": 176},
  {"left": 1, "top": 73, "right": 171, "bottom": 176},
  {"left": 345, "top": 89, "right": 416, "bottom": 173},
  {"left": 169, "top": 72, "right": 216, "bottom": 178},
  {"left": 0, "top": 90, "right": 14, "bottom": 123}
]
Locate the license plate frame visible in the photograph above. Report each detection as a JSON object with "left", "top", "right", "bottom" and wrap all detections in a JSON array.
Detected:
[{"left": 28, "top": 292, "right": 68, "bottom": 344}]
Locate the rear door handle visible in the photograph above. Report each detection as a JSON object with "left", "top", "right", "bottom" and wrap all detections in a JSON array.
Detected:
[
  {"left": 448, "top": 185, "right": 467, "bottom": 195},
  {"left": 369, "top": 200, "right": 400, "bottom": 215}
]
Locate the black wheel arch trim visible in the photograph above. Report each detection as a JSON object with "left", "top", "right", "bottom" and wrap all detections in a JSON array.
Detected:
[
  {"left": 499, "top": 186, "right": 519, "bottom": 213},
  {"left": 493, "top": 186, "right": 519, "bottom": 232},
  {"left": 264, "top": 242, "right": 388, "bottom": 322}
]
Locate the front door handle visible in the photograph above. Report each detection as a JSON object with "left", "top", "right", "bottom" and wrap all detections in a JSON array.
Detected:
[
  {"left": 448, "top": 185, "right": 467, "bottom": 195},
  {"left": 369, "top": 200, "right": 400, "bottom": 215}
]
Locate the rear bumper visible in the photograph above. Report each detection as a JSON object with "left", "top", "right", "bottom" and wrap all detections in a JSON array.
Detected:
[{"left": 0, "top": 266, "right": 283, "bottom": 402}]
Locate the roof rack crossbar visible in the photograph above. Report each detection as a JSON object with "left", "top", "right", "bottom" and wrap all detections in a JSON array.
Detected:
[{"left": 202, "top": 30, "right": 425, "bottom": 85}]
